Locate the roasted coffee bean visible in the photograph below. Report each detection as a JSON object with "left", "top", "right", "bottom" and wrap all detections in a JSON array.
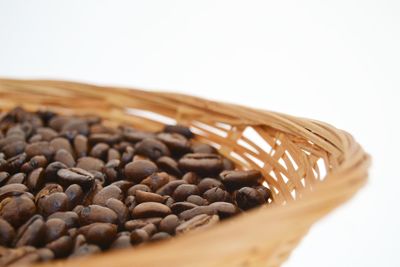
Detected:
[
  {"left": 57, "top": 167, "right": 94, "bottom": 187},
  {"left": 176, "top": 214, "right": 219, "bottom": 234},
  {"left": 36, "top": 127, "right": 58, "bottom": 141},
  {"left": 234, "top": 187, "right": 267, "bottom": 210},
  {"left": 0, "top": 183, "right": 28, "bottom": 195},
  {"left": 124, "top": 218, "right": 162, "bottom": 231},
  {"left": 25, "top": 141, "right": 55, "bottom": 160},
  {"left": 197, "top": 178, "right": 224, "bottom": 193},
  {"left": 124, "top": 160, "right": 157, "bottom": 183},
  {"left": 156, "top": 156, "right": 181, "bottom": 177},
  {"left": 35, "top": 184, "right": 63, "bottom": 202},
  {"left": 156, "top": 180, "right": 187, "bottom": 196},
  {"left": 78, "top": 223, "right": 117, "bottom": 248},
  {"left": 179, "top": 205, "right": 216, "bottom": 220},
  {"left": 44, "top": 218, "right": 68, "bottom": 243},
  {"left": 65, "top": 184, "right": 84, "bottom": 208},
  {"left": 90, "top": 143, "right": 109, "bottom": 161},
  {"left": 0, "top": 195, "right": 36, "bottom": 227},
  {"left": 14, "top": 215, "right": 45, "bottom": 247},
  {"left": 130, "top": 229, "right": 149, "bottom": 245},
  {"left": 141, "top": 172, "right": 170, "bottom": 191},
  {"left": 110, "top": 180, "right": 133, "bottom": 193},
  {"left": 120, "top": 146, "right": 134, "bottom": 167},
  {"left": 156, "top": 133, "right": 191, "bottom": 154},
  {"left": 135, "top": 190, "right": 166, "bottom": 203},
  {"left": 105, "top": 198, "right": 129, "bottom": 226},
  {"left": 73, "top": 135, "right": 88, "bottom": 157},
  {"left": 107, "top": 148, "right": 121, "bottom": 161},
  {"left": 6, "top": 172, "right": 26, "bottom": 185},
  {"left": 2, "top": 153, "right": 27, "bottom": 173},
  {"left": 45, "top": 161, "right": 68, "bottom": 181},
  {"left": 61, "top": 119, "right": 89, "bottom": 136},
  {"left": 79, "top": 205, "right": 118, "bottom": 225},
  {"left": 49, "top": 116, "right": 72, "bottom": 132},
  {"left": 20, "top": 155, "right": 47, "bottom": 173},
  {"left": 178, "top": 153, "right": 223, "bottom": 175},
  {"left": 255, "top": 186, "right": 272, "bottom": 202},
  {"left": 2, "top": 141, "right": 26, "bottom": 158},
  {"left": 182, "top": 172, "right": 200, "bottom": 184},
  {"left": 0, "top": 218, "right": 15, "bottom": 246},
  {"left": 131, "top": 202, "right": 171, "bottom": 218},
  {"left": 110, "top": 235, "right": 131, "bottom": 249},
  {"left": 89, "top": 133, "right": 121, "bottom": 146},
  {"left": 150, "top": 232, "right": 171, "bottom": 241},
  {"left": 170, "top": 202, "right": 198, "bottom": 214},
  {"left": 26, "top": 168, "right": 45, "bottom": 191},
  {"left": 102, "top": 159, "right": 120, "bottom": 183},
  {"left": 46, "top": 236, "right": 73, "bottom": 258},
  {"left": 164, "top": 196, "right": 175, "bottom": 207},
  {"left": 54, "top": 149, "right": 76, "bottom": 167},
  {"left": 134, "top": 138, "right": 170, "bottom": 160},
  {"left": 209, "top": 202, "right": 238, "bottom": 218},
  {"left": 76, "top": 157, "right": 104, "bottom": 172},
  {"left": 141, "top": 223, "right": 157, "bottom": 236},
  {"left": 48, "top": 211, "right": 79, "bottom": 229},
  {"left": 203, "top": 187, "right": 231, "bottom": 203},
  {"left": 50, "top": 138, "right": 74, "bottom": 154},
  {"left": 92, "top": 185, "right": 123, "bottom": 206},
  {"left": 173, "top": 184, "right": 199, "bottom": 201},
  {"left": 220, "top": 170, "right": 261, "bottom": 190},
  {"left": 191, "top": 143, "right": 217, "bottom": 154},
  {"left": 163, "top": 124, "right": 194, "bottom": 139},
  {"left": 0, "top": 171, "right": 10, "bottom": 185},
  {"left": 159, "top": 214, "right": 179, "bottom": 234},
  {"left": 37, "top": 192, "right": 69, "bottom": 217},
  {"left": 186, "top": 195, "right": 208, "bottom": 206},
  {"left": 127, "top": 184, "right": 151, "bottom": 196}
]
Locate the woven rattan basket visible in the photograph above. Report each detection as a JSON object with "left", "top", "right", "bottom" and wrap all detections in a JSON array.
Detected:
[{"left": 0, "top": 78, "right": 370, "bottom": 267}]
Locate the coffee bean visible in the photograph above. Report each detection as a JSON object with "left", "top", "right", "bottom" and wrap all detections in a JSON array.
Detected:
[
  {"left": 105, "top": 198, "right": 129, "bottom": 226},
  {"left": 220, "top": 170, "right": 261, "bottom": 190},
  {"left": 49, "top": 116, "right": 72, "bottom": 132},
  {"left": 179, "top": 206, "right": 216, "bottom": 221},
  {"left": 107, "top": 148, "right": 120, "bottom": 161},
  {"left": 197, "top": 178, "right": 224, "bottom": 194},
  {"left": 124, "top": 160, "right": 157, "bottom": 183},
  {"left": 14, "top": 215, "right": 45, "bottom": 247},
  {"left": 73, "top": 135, "right": 88, "bottom": 157},
  {"left": 110, "top": 180, "right": 133, "bottom": 193},
  {"left": 110, "top": 235, "right": 131, "bottom": 249},
  {"left": 163, "top": 125, "right": 194, "bottom": 139},
  {"left": 156, "top": 180, "right": 187, "bottom": 196},
  {"left": 120, "top": 146, "right": 134, "bottom": 167},
  {"left": 255, "top": 186, "right": 272, "bottom": 202},
  {"left": 170, "top": 202, "right": 198, "bottom": 214},
  {"left": 92, "top": 185, "right": 123, "bottom": 206},
  {"left": 2, "top": 153, "right": 27, "bottom": 173},
  {"left": 54, "top": 149, "right": 76, "bottom": 167},
  {"left": 135, "top": 138, "right": 170, "bottom": 160},
  {"left": 176, "top": 214, "right": 219, "bottom": 234},
  {"left": 156, "top": 156, "right": 181, "bottom": 177},
  {"left": 78, "top": 223, "right": 117, "bottom": 248},
  {"left": 65, "top": 184, "right": 84, "bottom": 208},
  {"left": 36, "top": 127, "right": 58, "bottom": 141},
  {"left": 178, "top": 153, "right": 223, "bottom": 175},
  {"left": 0, "top": 195, "right": 36, "bottom": 227},
  {"left": 45, "top": 161, "right": 68, "bottom": 181},
  {"left": 21, "top": 155, "right": 47, "bottom": 173},
  {"left": 102, "top": 159, "right": 120, "bottom": 183},
  {"left": 130, "top": 229, "right": 149, "bottom": 245},
  {"left": 47, "top": 211, "right": 79, "bottom": 229},
  {"left": 234, "top": 187, "right": 267, "bottom": 210},
  {"left": 156, "top": 133, "right": 191, "bottom": 154},
  {"left": 26, "top": 167, "right": 45, "bottom": 191},
  {"left": 5, "top": 172, "right": 26, "bottom": 185},
  {"left": 209, "top": 202, "right": 238, "bottom": 218},
  {"left": 191, "top": 143, "right": 217, "bottom": 154},
  {"left": 35, "top": 184, "right": 63, "bottom": 203},
  {"left": 79, "top": 205, "right": 118, "bottom": 225},
  {"left": 127, "top": 184, "right": 151, "bottom": 196},
  {"left": 203, "top": 187, "right": 231, "bottom": 203},
  {"left": 61, "top": 119, "right": 89, "bottom": 136},
  {"left": 50, "top": 138, "right": 74, "bottom": 155},
  {"left": 2, "top": 141, "right": 26, "bottom": 158},
  {"left": 44, "top": 218, "right": 68, "bottom": 243},
  {"left": 141, "top": 172, "right": 170, "bottom": 191},
  {"left": 57, "top": 168, "right": 94, "bottom": 187},
  {"left": 37, "top": 192, "right": 69, "bottom": 217},
  {"left": 0, "top": 171, "right": 10, "bottom": 185},
  {"left": 124, "top": 218, "right": 162, "bottom": 231},
  {"left": 122, "top": 131, "right": 155, "bottom": 143},
  {"left": 159, "top": 214, "right": 179, "bottom": 234},
  {"left": 186, "top": 195, "right": 208, "bottom": 206},
  {"left": 141, "top": 223, "right": 157, "bottom": 236},
  {"left": 25, "top": 141, "right": 55, "bottom": 160},
  {"left": 173, "top": 184, "right": 199, "bottom": 201},
  {"left": 90, "top": 143, "right": 109, "bottom": 161},
  {"left": 89, "top": 133, "right": 121, "bottom": 146},
  {"left": 182, "top": 172, "right": 200, "bottom": 184},
  {"left": 131, "top": 202, "right": 171, "bottom": 218},
  {"left": 0, "top": 218, "right": 15, "bottom": 246},
  {"left": 46, "top": 236, "right": 73, "bottom": 258},
  {"left": 135, "top": 190, "right": 166, "bottom": 203},
  {"left": 76, "top": 157, "right": 104, "bottom": 172}
]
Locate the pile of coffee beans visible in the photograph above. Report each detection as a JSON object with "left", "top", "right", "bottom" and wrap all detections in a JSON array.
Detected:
[{"left": 0, "top": 107, "right": 271, "bottom": 265}]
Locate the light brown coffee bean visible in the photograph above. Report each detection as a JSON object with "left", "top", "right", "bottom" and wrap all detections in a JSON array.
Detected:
[{"left": 131, "top": 202, "right": 171, "bottom": 218}]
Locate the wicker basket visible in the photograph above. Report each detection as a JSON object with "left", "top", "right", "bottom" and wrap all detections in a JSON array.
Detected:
[{"left": 0, "top": 78, "right": 370, "bottom": 267}]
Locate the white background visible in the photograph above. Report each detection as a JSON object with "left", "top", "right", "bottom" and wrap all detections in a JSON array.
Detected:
[{"left": 0, "top": 1, "right": 399, "bottom": 266}]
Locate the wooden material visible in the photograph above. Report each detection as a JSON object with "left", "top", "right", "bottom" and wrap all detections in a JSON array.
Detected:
[{"left": 0, "top": 78, "right": 370, "bottom": 267}]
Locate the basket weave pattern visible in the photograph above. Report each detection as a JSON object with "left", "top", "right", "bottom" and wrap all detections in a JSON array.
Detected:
[{"left": 0, "top": 79, "right": 370, "bottom": 267}]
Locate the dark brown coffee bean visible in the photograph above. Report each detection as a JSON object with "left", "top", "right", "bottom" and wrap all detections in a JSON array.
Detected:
[
  {"left": 2, "top": 153, "right": 27, "bottom": 173},
  {"left": 135, "top": 138, "right": 170, "bottom": 160},
  {"left": 36, "top": 127, "right": 58, "bottom": 141},
  {"left": 209, "top": 202, "right": 238, "bottom": 218},
  {"left": 141, "top": 172, "right": 170, "bottom": 191},
  {"left": 222, "top": 158, "right": 235, "bottom": 171},
  {"left": 49, "top": 116, "right": 72, "bottom": 131},
  {"left": 54, "top": 149, "right": 75, "bottom": 167},
  {"left": 0, "top": 171, "right": 10, "bottom": 185},
  {"left": 38, "top": 192, "right": 69, "bottom": 217},
  {"left": 65, "top": 184, "right": 84, "bottom": 208},
  {"left": 170, "top": 202, "right": 198, "bottom": 214},
  {"left": 26, "top": 167, "right": 45, "bottom": 191},
  {"left": 141, "top": 223, "right": 157, "bottom": 236},
  {"left": 44, "top": 218, "right": 68, "bottom": 243},
  {"left": 173, "top": 184, "right": 199, "bottom": 201},
  {"left": 255, "top": 186, "right": 272, "bottom": 202},
  {"left": 50, "top": 138, "right": 74, "bottom": 154},
  {"left": 25, "top": 141, "right": 55, "bottom": 160},
  {"left": 124, "top": 218, "right": 162, "bottom": 231},
  {"left": 234, "top": 187, "right": 267, "bottom": 210},
  {"left": 110, "top": 235, "right": 131, "bottom": 249},
  {"left": 122, "top": 131, "right": 155, "bottom": 143},
  {"left": 124, "top": 160, "right": 157, "bottom": 183},
  {"left": 135, "top": 190, "right": 166, "bottom": 203},
  {"left": 46, "top": 235, "right": 73, "bottom": 258},
  {"left": 156, "top": 133, "right": 191, "bottom": 154},
  {"left": 44, "top": 161, "right": 68, "bottom": 181},
  {"left": 79, "top": 205, "right": 118, "bottom": 225},
  {"left": 0, "top": 183, "right": 28, "bottom": 195},
  {"left": 186, "top": 195, "right": 208, "bottom": 206},
  {"left": 14, "top": 215, "right": 45, "bottom": 247},
  {"left": 120, "top": 146, "right": 134, "bottom": 167},
  {"left": 69, "top": 244, "right": 101, "bottom": 258},
  {"left": 73, "top": 135, "right": 88, "bottom": 157},
  {"left": 0, "top": 218, "right": 15, "bottom": 246},
  {"left": 159, "top": 214, "right": 179, "bottom": 234},
  {"left": 203, "top": 187, "right": 231, "bottom": 203},
  {"left": 2, "top": 141, "right": 26, "bottom": 158},
  {"left": 20, "top": 155, "right": 47, "bottom": 173},
  {"left": 197, "top": 178, "right": 224, "bottom": 193},
  {"left": 131, "top": 202, "right": 171, "bottom": 218},
  {"left": 88, "top": 133, "right": 121, "bottom": 146},
  {"left": 102, "top": 159, "right": 120, "bottom": 183},
  {"left": 127, "top": 184, "right": 151, "bottom": 196},
  {"left": 156, "top": 180, "right": 186, "bottom": 196},
  {"left": 156, "top": 156, "right": 181, "bottom": 177},
  {"left": 48, "top": 211, "right": 79, "bottom": 229},
  {"left": 92, "top": 185, "right": 123, "bottom": 206},
  {"left": 105, "top": 198, "right": 129, "bottom": 226},
  {"left": 150, "top": 232, "right": 171, "bottom": 242},
  {"left": 179, "top": 206, "right": 216, "bottom": 220},
  {"left": 176, "top": 214, "right": 219, "bottom": 234},
  {"left": 57, "top": 167, "right": 94, "bottom": 187},
  {"left": 178, "top": 153, "right": 223, "bottom": 175},
  {"left": 35, "top": 183, "right": 63, "bottom": 202},
  {"left": 130, "top": 229, "right": 149, "bottom": 245},
  {"left": 61, "top": 119, "right": 89, "bottom": 136},
  {"left": 76, "top": 157, "right": 104, "bottom": 172},
  {"left": 182, "top": 172, "right": 200, "bottom": 184},
  {"left": 107, "top": 148, "right": 120, "bottom": 161},
  {"left": 163, "top": 124, "right": 194, "bottom": 139},
  {"left": 191, "top": 143, "right": 217, "bottom": 154},
  {"left": 90, "top": 143, "right": 110, "bottom": 161},
  {"left": 6, "top": 172, "right": 26, "bottom": 185},
  {"left": 79, "top": 223, "right": 117, "bottom": 248},
  {"left": 0, "top": 195, "right": 36, "bottom": 227},
  {"left": 220, "top": 170, "right": 261, "bottom": 190}
]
